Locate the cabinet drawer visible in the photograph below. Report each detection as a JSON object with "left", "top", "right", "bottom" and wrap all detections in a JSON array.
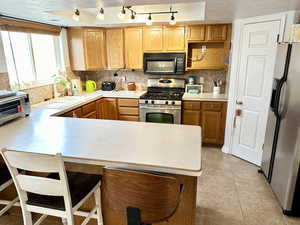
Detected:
[
  {"left": 118, "top": 98, "right": 139, "bottom": 107},
  {"left": 82, "top": 101, "right": 96, "bottom": 115},
  {"left": 83, "top": 111, "right": 97, "bottom": 119},
  {"left": 119, "top": 115, "right": 139, "bottom": 121},
  {"left": 119, "top": 107, "right": 139, "bottom": 115},
  {"left": 183, "top": 101, "right": 201, "bottom": 110},
  {"left": 202, "top": 102, "right": 223, "bottom": 111}
]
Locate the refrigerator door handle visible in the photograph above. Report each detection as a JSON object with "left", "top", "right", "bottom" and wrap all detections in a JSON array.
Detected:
[{"left": 277, "top": 81, "right": 288, "bottom": 118}]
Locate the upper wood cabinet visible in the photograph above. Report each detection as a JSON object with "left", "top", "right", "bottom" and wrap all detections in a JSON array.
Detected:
[
  {"left": 143, "top": 26, "right": 164, "bottom": 52},
  {"left": 124, "top": 27, "right": 143, "bottom": 69},
  {"left": 143, "top": 26, "right": 185, "bottom": 52},
  {"left": 163, "top": 26, "right": 185, "bottom": 51},
  {"left": 68, "top": 28, "right": 106, "bottom": 71},
  {"left": 106, "top": 28, "right": 124, "bottom": 69},
  {"left": 206, "top": 24, "right": 227, "bottom": 41},
  {"left": 186, "top": 25, "right": 205, "bottom": 41}
]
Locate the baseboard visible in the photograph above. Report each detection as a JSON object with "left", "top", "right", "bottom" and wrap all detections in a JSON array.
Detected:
[{"left": 222, "top": 145, "right": 229, "bottom": 154}]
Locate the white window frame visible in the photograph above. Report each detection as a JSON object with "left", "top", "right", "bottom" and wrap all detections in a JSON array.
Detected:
[{"left": 1, "top": 31, "right": 64, "bottom": 90}]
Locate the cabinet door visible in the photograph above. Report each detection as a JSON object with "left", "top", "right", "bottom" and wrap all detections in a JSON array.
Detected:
[
  {"left": 163, "top": 26, "right": 185, "bottom": 51},
  {"left": 99, "top": 98, "right": 118, "bottom": 120},
  {"left": 106, "top": 28, "right": 124, "bottom": 69},
  {"left": 124, "top": 27, "right": 143, "bottom": 69},
  {"left": 202, "top": 111, "right": 222, "bottom": 144},
  {"left": 182, "top": 110, "right": 201, "bottom": 126},
  {"left": 187, "top": 25, "right": 205, "bottom": 41},
  {"left": 143, "top": 26, "right": 163, "bottom": 52},
  {"left": 84, "top": 29, "right": 106, "bottom": 70},
  {"left": 206, "top": 25, "right": 227, "bottom": 41}
]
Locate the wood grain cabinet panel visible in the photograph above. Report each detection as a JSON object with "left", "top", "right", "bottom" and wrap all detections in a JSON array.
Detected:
[
  {"left": 118, "top": 98, "right": 139, "bottom": 107},
  {"left": 82, "top": 101, "right": 96, "bottom": 116},
  {"left": 106, "top": 28, "right": 124, "bottom": 69},
  {"left": 68, "top": 28, "right": 106, "bottom": 71},
  {"left": 206, "top": 24, "right": 227, "bottom": 41},
  {"left": 98, "top": 98, "right": 118, "bottom": 120},
  {"left": 183, "top": 101, "right": 201, "bottom": 110},
  {"left": 186, "top": 25, "right": 205, "bottom": 41},
  {"left": 118, "top": 107, "right": 139, "bottom": 116},
  {"left": 119, "top": 115, "right": 139, "bottom": 122},
  {"left": 182, "top": 110, "right": 201, "bottom": 126},
  {"left": 83, "top": 111, "right": 97, "bottom": 119},
  {"left": 143, "top": 26, "right": 164, "bottom": 52},
  {"left": 163, "top": 26, "right": 185, "bottom": 51},
  {"left": 202, "top": 111, "right": 222, "bottom": 144},
  {"left": 124, "top": 27, "right": 143, "bottom": 69}
]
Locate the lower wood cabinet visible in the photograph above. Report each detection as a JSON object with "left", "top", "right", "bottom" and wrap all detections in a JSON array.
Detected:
[
  {"left": 97, "top": 98, "right": 118, "bottom": 120},
  {"left": 182, "top": 101, "right": 227, "bottom": 145},
  {"left": 117, "top": 98, "right": 139, "bottom": 122}
]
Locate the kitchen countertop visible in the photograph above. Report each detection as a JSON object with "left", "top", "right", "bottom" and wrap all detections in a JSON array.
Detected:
[
  {"left": 183, "top": 93, "right": 228, "bottom": 101},
  {"left": 0, "top": 90, "right": 202, "bottom": 176}
]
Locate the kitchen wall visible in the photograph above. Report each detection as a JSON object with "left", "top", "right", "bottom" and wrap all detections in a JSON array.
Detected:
[{"left": 76, "top": 70, "right": 228, "bottom": 93}]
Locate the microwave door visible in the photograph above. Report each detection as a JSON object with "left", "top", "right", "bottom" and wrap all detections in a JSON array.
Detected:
[{"left": 146, "top": 60, "right": 176, "bottom": 74}]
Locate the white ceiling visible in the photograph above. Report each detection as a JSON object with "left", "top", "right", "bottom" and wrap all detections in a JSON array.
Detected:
[{"left": 0, "top": 0, "right": 299, "bottom": 26}]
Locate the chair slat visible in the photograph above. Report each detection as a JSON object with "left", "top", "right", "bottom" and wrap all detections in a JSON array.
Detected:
[
  {"left": 16, "top": 175, "right": 64, "bottom": 196},
  {"left": 3, "top": 151, "right": 61, "bottom": 173}
]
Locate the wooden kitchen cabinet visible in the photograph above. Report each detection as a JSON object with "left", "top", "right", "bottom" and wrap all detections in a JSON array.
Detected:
[
  {"left": 182, "top": 101, "right": 227, "bottom": 145},
  {"left": 117, "top": 98, "right": 139, "bottom": 122},
  {"left": 143, "top": 26, "right": 164, "bottom": 52},
  {"left": 163, "top": 26, "right": 185, "bottom": 51},
  {"left": 68, "top": 28, "right": 106, "bottom": 71},
  {"left": 186, "top": 25, "right": 205, "bottom": 41},
  {"left": 206, "top": 24, "right": 227, "bottom": 41},
  {"left": 106, "top": 28, "right": 124, "bottom": 69},
  {"left": 124, "top": 27, "right": 143, "bottom": 69},
  {"left": 61, "top": 107, "right": 82, "bottom": 118},
  {"left": 97, "top": 98, "right": 118, "bottom": 120}
]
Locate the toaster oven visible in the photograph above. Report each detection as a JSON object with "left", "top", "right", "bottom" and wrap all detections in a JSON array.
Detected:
[{"left": 0, "top": 91, "right": 30, "bottom": 126}]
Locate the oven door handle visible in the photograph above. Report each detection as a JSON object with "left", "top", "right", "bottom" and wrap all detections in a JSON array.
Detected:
[{"left": 139, "top": 106, "right": 181, "bottom": 110}]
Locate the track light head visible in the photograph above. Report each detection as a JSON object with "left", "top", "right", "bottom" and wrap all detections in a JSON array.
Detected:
[
  {"left": 169, "top": 13, "right": 176, "bottom": 25},
  {"left": 97, "top": 8, "right": 104, "bottom": 20},
  {"left": 73, "top": 9, "right": 80, "bottom": 21},
  {"left": 118, "top": 6, "right": 126, "bottom": 20},
  {"left": 146, "top": 13, "right": 152, "bottom": 25}
]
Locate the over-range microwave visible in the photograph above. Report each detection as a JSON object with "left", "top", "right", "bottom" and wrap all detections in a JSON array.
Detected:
[{"left": 143, "top": 52, "right": 186, "bottom": 75}]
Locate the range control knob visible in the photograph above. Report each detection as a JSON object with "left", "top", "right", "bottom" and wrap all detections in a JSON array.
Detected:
[
  {"left": 145, "top": 100, "right": 148, "bottom": 104},
  {"left": 151, "top": 100, "right": 155, "bottom": 104},
  {"left": 165, "top": 101, "right": 169, "bottom": 105},
  {"left": 172, "top": 101, "right": 176, "bottom": 105}
]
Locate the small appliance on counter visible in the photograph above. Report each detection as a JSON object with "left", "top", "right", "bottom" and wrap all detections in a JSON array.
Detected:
[
  {"left": 185, "top": 84, "right": 203, "bottom": 94},
  {"left": 85, "top": 80, "right": 97, "bottom": 93},
  {"left": 0, "top": 91, "right": 30, "bottom": 126},
  {"left": 101, "top": 81, "right": 116, "bottom": 91},
  {"left": 187, "top": 76, "right": 195, "bottom": 85}
]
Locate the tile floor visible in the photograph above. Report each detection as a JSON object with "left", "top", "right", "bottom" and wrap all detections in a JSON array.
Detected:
[{"left": 1, "top": 147, "right": 300, "bottom": 225}]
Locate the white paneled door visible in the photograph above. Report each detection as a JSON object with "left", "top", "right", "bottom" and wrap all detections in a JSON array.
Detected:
[{"left": 232, "top": 21, "right": 280, "bottom": 165}]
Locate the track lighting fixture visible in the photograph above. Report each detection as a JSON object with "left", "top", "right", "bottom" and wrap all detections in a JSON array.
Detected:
[
  {"left": 97, "top": 8, "right": 104, "bottom": 20},
  {"left": 131, "top": 11, "right": 136, "bottom": 20},
  {"left": 118, "top": 6, "right": 126, "bottom": 20},
  {"left": 72, "top": 9, "right": 80, "bottom": 21},
  {"left": 146, "top": 13, "right": 152, "bottom": 26},
  {"left": 169, "top": 13, "right": 176, "bottom": 25}
]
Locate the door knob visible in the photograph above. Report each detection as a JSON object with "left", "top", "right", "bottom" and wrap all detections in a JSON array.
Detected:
[{"left": 236, "top": 100, "right": 243, "bottom": 105}]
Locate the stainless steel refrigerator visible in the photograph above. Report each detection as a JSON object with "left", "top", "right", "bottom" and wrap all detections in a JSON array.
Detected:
[{"left": 261, "top": 42, "right": 300, "bottom": 216}]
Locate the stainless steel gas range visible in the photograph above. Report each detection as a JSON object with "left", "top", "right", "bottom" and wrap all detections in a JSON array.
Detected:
[{"left": 139, "top": 78, "right": 185, "bottom": 124}]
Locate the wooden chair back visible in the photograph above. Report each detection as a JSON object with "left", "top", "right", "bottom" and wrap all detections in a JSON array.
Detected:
[
  {"left": 102, "top": 168, "right": 183, "bottom": 224},
  {"left": 0, "top": 149, "right": 73, "bottom": 216}
]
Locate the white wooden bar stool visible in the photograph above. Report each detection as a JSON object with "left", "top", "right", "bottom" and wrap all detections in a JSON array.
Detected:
[
  {"left": 0, "top": 149, "right": 103, "bottom": 225},
  {"left": 0, "top": 164, "right": 19, "bottom": 216}
]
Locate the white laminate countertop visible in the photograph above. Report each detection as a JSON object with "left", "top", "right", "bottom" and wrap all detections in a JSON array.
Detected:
[
  {"left": 183, "top": 93, "right": 228, "bottom": 101},
  {"left": 0, "top": 90, "right": 202, "bottom": 176}
]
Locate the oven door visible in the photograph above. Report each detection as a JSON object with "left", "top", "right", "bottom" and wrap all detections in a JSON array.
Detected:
[{"left": 139, "top": 104, "right": 181, "bottom": 124}]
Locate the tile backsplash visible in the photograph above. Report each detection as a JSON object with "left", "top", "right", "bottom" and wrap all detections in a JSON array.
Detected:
[
  {"left": 0, "top": 72, "right": 10, "bottom": 90},
  {"left": 76, "top": 70, "right": 228, "bottom": 93}
]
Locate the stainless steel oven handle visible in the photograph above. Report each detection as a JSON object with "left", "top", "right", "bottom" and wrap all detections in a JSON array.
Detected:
[{"left": 139, "top": 106, "right": 181, "bottom": 110}]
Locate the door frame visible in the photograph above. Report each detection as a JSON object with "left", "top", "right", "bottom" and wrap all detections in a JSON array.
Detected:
[{"left": 222, "top": 12, "right": 287, "bottom": 158}]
